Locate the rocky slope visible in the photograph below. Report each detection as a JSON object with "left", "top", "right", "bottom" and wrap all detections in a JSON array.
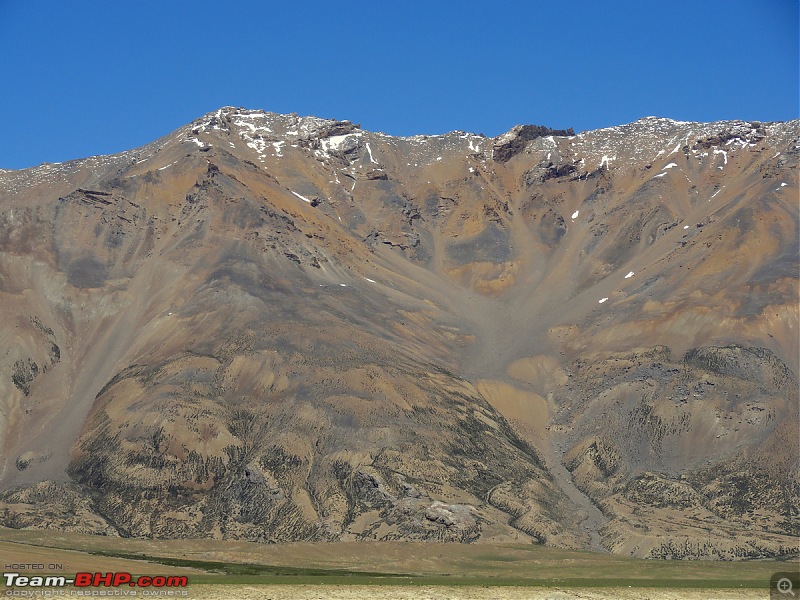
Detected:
[{"left": 0, "top": 107, "right": 797, "bottom": 558}]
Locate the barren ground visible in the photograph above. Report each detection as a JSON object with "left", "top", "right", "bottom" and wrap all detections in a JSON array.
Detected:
[{"left": 187, "top": 584, "right": 766, "bottom": 599}]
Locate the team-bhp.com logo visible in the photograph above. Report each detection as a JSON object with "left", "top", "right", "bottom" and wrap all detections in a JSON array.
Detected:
[{"left": 4, "top": 572, "right": 188, "bottom": 596}]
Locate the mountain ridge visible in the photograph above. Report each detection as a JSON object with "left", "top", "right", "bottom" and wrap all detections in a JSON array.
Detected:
[{"left": 2, "top": 107, "right": 796, "bottom": 176}]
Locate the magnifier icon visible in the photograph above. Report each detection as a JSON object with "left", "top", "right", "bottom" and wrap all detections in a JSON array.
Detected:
[{"left": 778, "top": 578, "right": 796, "bottom": 596}]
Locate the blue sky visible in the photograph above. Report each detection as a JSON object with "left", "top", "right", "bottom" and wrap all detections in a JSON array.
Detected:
[{"left": 1, "top": 0, "right": 797, "bottom": 169}]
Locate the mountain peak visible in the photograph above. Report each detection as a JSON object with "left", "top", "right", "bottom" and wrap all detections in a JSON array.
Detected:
[{"left": 191, "top": 106, "right": 359, "bottom": 140}]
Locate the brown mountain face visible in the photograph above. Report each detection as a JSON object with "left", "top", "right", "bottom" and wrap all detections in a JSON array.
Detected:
[{"left": 0, "top": 108, "right": 797, "bottom": 558}]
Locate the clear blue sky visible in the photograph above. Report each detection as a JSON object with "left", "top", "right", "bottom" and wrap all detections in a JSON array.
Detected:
[{"left": 1, "top": 0, "right": 797, "bottom": 169}]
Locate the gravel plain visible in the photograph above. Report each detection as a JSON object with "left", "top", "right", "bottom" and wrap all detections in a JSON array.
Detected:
[{"left": 186, "top": 585, "right": 767, "bottom": 599}]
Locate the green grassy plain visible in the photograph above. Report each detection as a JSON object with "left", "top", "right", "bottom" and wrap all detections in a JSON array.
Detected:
[{"left": 0, "top": 527, "right": 796, "bottom": 589}]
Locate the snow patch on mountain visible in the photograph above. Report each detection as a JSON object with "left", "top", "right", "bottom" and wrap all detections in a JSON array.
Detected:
[
  {"left": 365, "top": 143, "right": 377, "bottom": 164},
  {"left": 321, "top": 133, "right": 361, "bottom": 153},
  {"left": 290, "top": 190, "right": 312, "bottom": 203}
]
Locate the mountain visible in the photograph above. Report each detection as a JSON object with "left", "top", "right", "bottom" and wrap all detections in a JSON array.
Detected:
[{"left": 0, "top": 107, "right": 797, "bottom": 559}]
